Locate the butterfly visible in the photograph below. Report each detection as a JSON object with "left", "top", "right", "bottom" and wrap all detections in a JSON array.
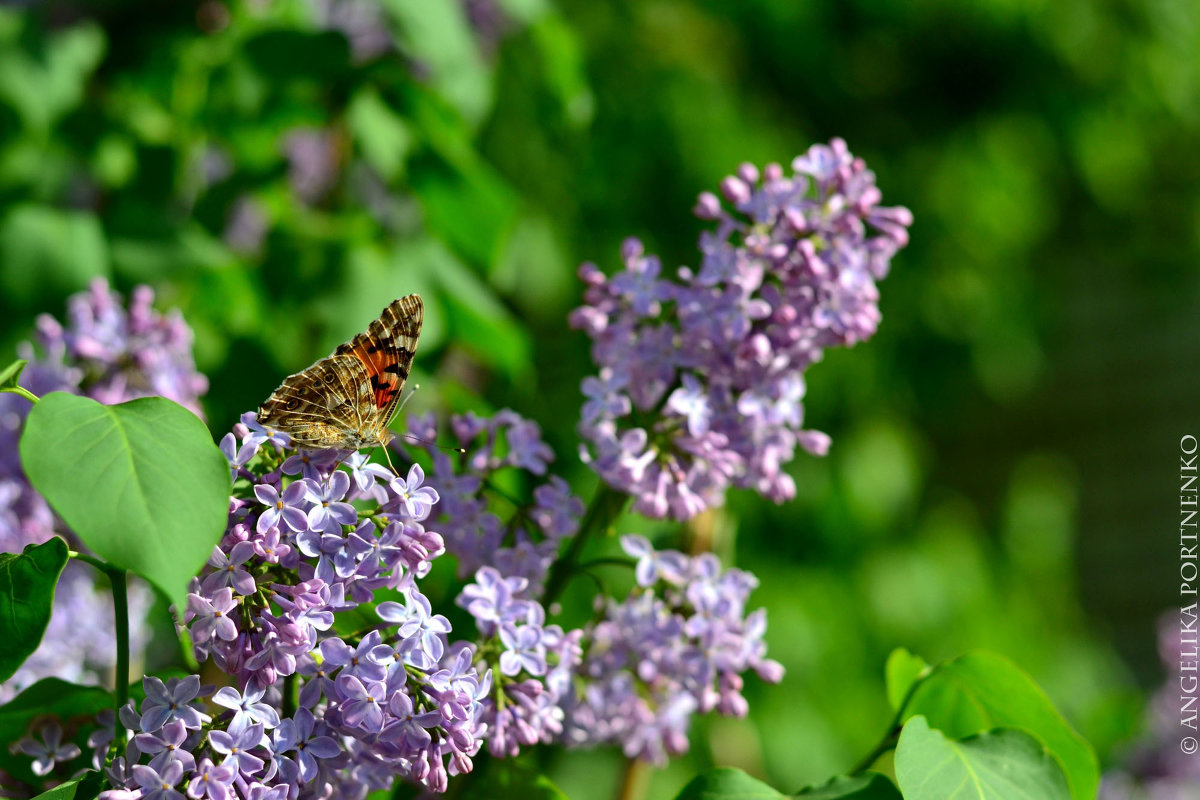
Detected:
[{"left": 257, "top": 294, "right": 423, "bottom": 453}]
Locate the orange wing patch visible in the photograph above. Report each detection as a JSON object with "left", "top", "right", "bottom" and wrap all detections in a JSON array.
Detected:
[{"left": 334, "top": 294, "right": 422, "bottom": 422}]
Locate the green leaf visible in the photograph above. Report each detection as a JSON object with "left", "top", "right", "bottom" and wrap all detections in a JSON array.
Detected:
[
  {"left": 416, "top": 241, "right": 531, "bottom": 376},
  {"left": 409, "top": 152, "right": 520, "bottom": 270},
  {"left": 796, "top": 774, "right": 901, "bottom": 799},
  {"left": 383, "top": 0, "right": 491, "bottom": 127},
  {"left": 0, "top": 679, "right": 110, "bottom": 783},
  {"left": 0, "top": 358, "right": 27, "bottom": 390},
  {"left": 242, "top": 29, "right": 350, "bottom": 81},
  {"left": 0, "top": 20, "right": 106, "bottom": 134},
  {"left": 0, "top": 205, "right": 110, "bottom": 307},
  {"left": 902, "top": 652, "right": 1097, "bottom": 800},
  {"left": 885, "top": 647, "right": 930, "bottom": 712},
  {"left": 19, "top": 394, "right": 231, "bottom": 614},
  {"left": 0, "top": 538, "right": 69, "bottom": 683},
  {"left": 895, "top": 716, "right": 1070, "bottom": 800},
  {"left": 672, "top": 767, "right": 784, "bottom": 800},
  {"left": 32, "top": 770, "right": 104, "bottom": 800},
  {"left": 347, "top": 88, "right": 414, "bottom": 182}
]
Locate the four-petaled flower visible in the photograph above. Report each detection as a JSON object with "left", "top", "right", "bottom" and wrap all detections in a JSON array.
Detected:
[
  {"left": 389, "top": 463, "right": 440, "bottom": 521},
  {"left": 253, "top": 481, "right": 310, "bottom": 533},
  {"left": 15, "top": 721, "right": 80, "bottom": 777},
  {"left": 303, "top": 472, "right": 358, "bottom": 533}
]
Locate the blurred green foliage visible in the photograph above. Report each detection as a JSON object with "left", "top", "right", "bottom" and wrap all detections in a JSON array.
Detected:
[{"left": 1, "top": 0, "right": 1196, "bottom": 795}]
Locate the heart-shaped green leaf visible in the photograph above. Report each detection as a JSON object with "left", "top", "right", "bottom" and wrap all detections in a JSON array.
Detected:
[
  {"left": 0, "top": 537, "right": 69, "bottom": 682},
  {"left": 19, "top": 393, "right": 230, "bottom": 613},
  {"left": 901, "top": 652, "right": 1097, "bottom": 800},
  {"left": 895, "top": 716, "right": 1070, "bottom": 800}
]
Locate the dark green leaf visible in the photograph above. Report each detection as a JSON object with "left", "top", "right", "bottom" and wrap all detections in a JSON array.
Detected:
[
  {"left": 243, "top": 29, "right": 350, "bottom": 81},
  {"left": 796, "top": 774, "right": 901, "bottom": 799},
  {"left": 0, "top": 679, "right": 110, "bottom": 784},
  {"left": 884, "top": 647, "right": 930, "bottom": 712},
  {"left": 0, "top": 538, "right": 69, "bottom": 682},
  {"left": 417, "top": 241, "right": 531, "bottom": 376},
  {"left": 20, "top": 393, "right": 231, "bottom": 614},
  {"left": 902, "top": 652, "right": 1097, "bottom": 800},
  {"left": 673, "top": 767, "right": 784, "bottom": 800},
  {"left": 409, "top": 153, "right": 520, "bottom": 270},
  {"left": 895, "top": 716, "right": 1070, "bottom": 800}
]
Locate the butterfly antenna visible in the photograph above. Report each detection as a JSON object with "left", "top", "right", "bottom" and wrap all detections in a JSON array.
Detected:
[
  {"left": 388, "top": 384, "right": 467, "bottom": 454},
  {"left": 398, "top": 433, "right": 466, "bottom": 454}
]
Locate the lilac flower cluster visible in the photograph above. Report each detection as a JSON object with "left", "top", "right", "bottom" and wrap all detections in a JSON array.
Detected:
[
  {"left": 1099, "top": 613, "right": 1200, "bottom": 799},
  {"left": 95, "top": 415, "right": 490, "bottom": 798},
  {"left": 405, "top": 410, "right": 583, "bottom": 595},
  {"left": 451, "top": 535, "right": 783, "bottom": 766},
  {"left": 561, "top": 535, "right": 784, "bottom": 764},
  {"left": 571, "top": 139, "right": 913, "bottom": 519},
  {"left": 0, "top": 279, "right": 203, "bottom": 700}
]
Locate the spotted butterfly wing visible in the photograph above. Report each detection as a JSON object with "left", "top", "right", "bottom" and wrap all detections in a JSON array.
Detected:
[
  {"left": 333, "top": 294, "right": 422, "bottom": 429},
  {"left": 257, "top": 295, "right": 423, "bottom": 450}
]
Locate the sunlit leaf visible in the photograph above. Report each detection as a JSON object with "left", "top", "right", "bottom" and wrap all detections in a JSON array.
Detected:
[
  {"left": 20, "top": 393, "right": 231, "bottom": 614},
  {"left": 895, "top": 716, "right": 1070, "bottom": 800}
]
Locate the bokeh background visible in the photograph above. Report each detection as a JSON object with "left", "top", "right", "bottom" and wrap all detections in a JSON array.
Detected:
[{"left": 1, "top": 0, "right": 1197, "bottom": 796}]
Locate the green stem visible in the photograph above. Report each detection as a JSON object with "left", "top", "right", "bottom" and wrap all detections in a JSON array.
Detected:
[
  {"left": 70, "top": 551, "right": 130, "bottom": 739},
  {"left": 847, "top": 668, "right": 931, "bottom": 775},
  {"left": 1, "top": 386, "right": 39, "bottom": 404},
  {"left": 282, "top": 674, "right": 298, "bottom": 719},
  {"left": 577, "top": 556, "right": 635, "bottom": 571},
  {"left": 110, "top": 568, "right": 130, "bottom": 737},
  {"left": 542, "top": 484, "right": 628, "bottom": 605}
]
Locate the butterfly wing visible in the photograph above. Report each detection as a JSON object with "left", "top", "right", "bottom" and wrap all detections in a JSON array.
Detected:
[
  {"left": 333, "top": 294, "right": 423, "bottom": 433},
  {"left": 257, "top": 354, "right": 374, "bottom": 449}
]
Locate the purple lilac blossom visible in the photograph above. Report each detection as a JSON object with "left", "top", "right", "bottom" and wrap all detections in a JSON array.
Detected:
[
  {"left": 452, "top": 535, "right": 782, "bottom": 764},
  {"left": 571, "top": 139, "right": 912, "bottom": 519},
  {"left": 97, "top": 412, "right": 491, "bottom": 798},
  {"left": 404, "top": 410, "right": 582, "bottom": 593},
  {"left": 1098, "top": 613, "right": 1200, "bottom": 799}
]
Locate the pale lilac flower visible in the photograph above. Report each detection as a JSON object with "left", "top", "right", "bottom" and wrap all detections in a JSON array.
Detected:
[
  {"left": 133, "top": 720, "right": 196, "bottom": 772},
  {"left": 208, "top": 722, "right": 267, "bottom": 776},
  {"left": 15, "top": 721, "right": 80, "bottom": 776},
  {"left": 336, "top": 675, "right": 387, "bottom": 733},
  {"left": 140, "top": 675, "right": 210, "bottom": 732},
  {"left": 389, "top": 463, "right": 440, "bottom": 521},
  {"left": 131, "top": 761, "right": 186, "bottom": 800},
  {"left": 382, "top": 691, "right": 441, "bottom": 749},
  {"left": 253, "top": 482, "right": 309, "bottom": 533},
  {"left": 187, "top": 758, "right": 236, "bottom": 800},
  {"left": 303, "top": 472, "right": 357, "bottom": 533},
  {"left": 273, "top": 708, "right": 339, "bottom": 782},
  {"left": 186, "top": 588, "right": 239, "bottom": 646},
  {"left": 499, "top": 625, "right": 546, "bottom": 677},
  {"left": 202, "top": 541, "right": 258, "bottom": 596},
  {"left": 212, "top": 685, "right": 281, "bottom": 734}
]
